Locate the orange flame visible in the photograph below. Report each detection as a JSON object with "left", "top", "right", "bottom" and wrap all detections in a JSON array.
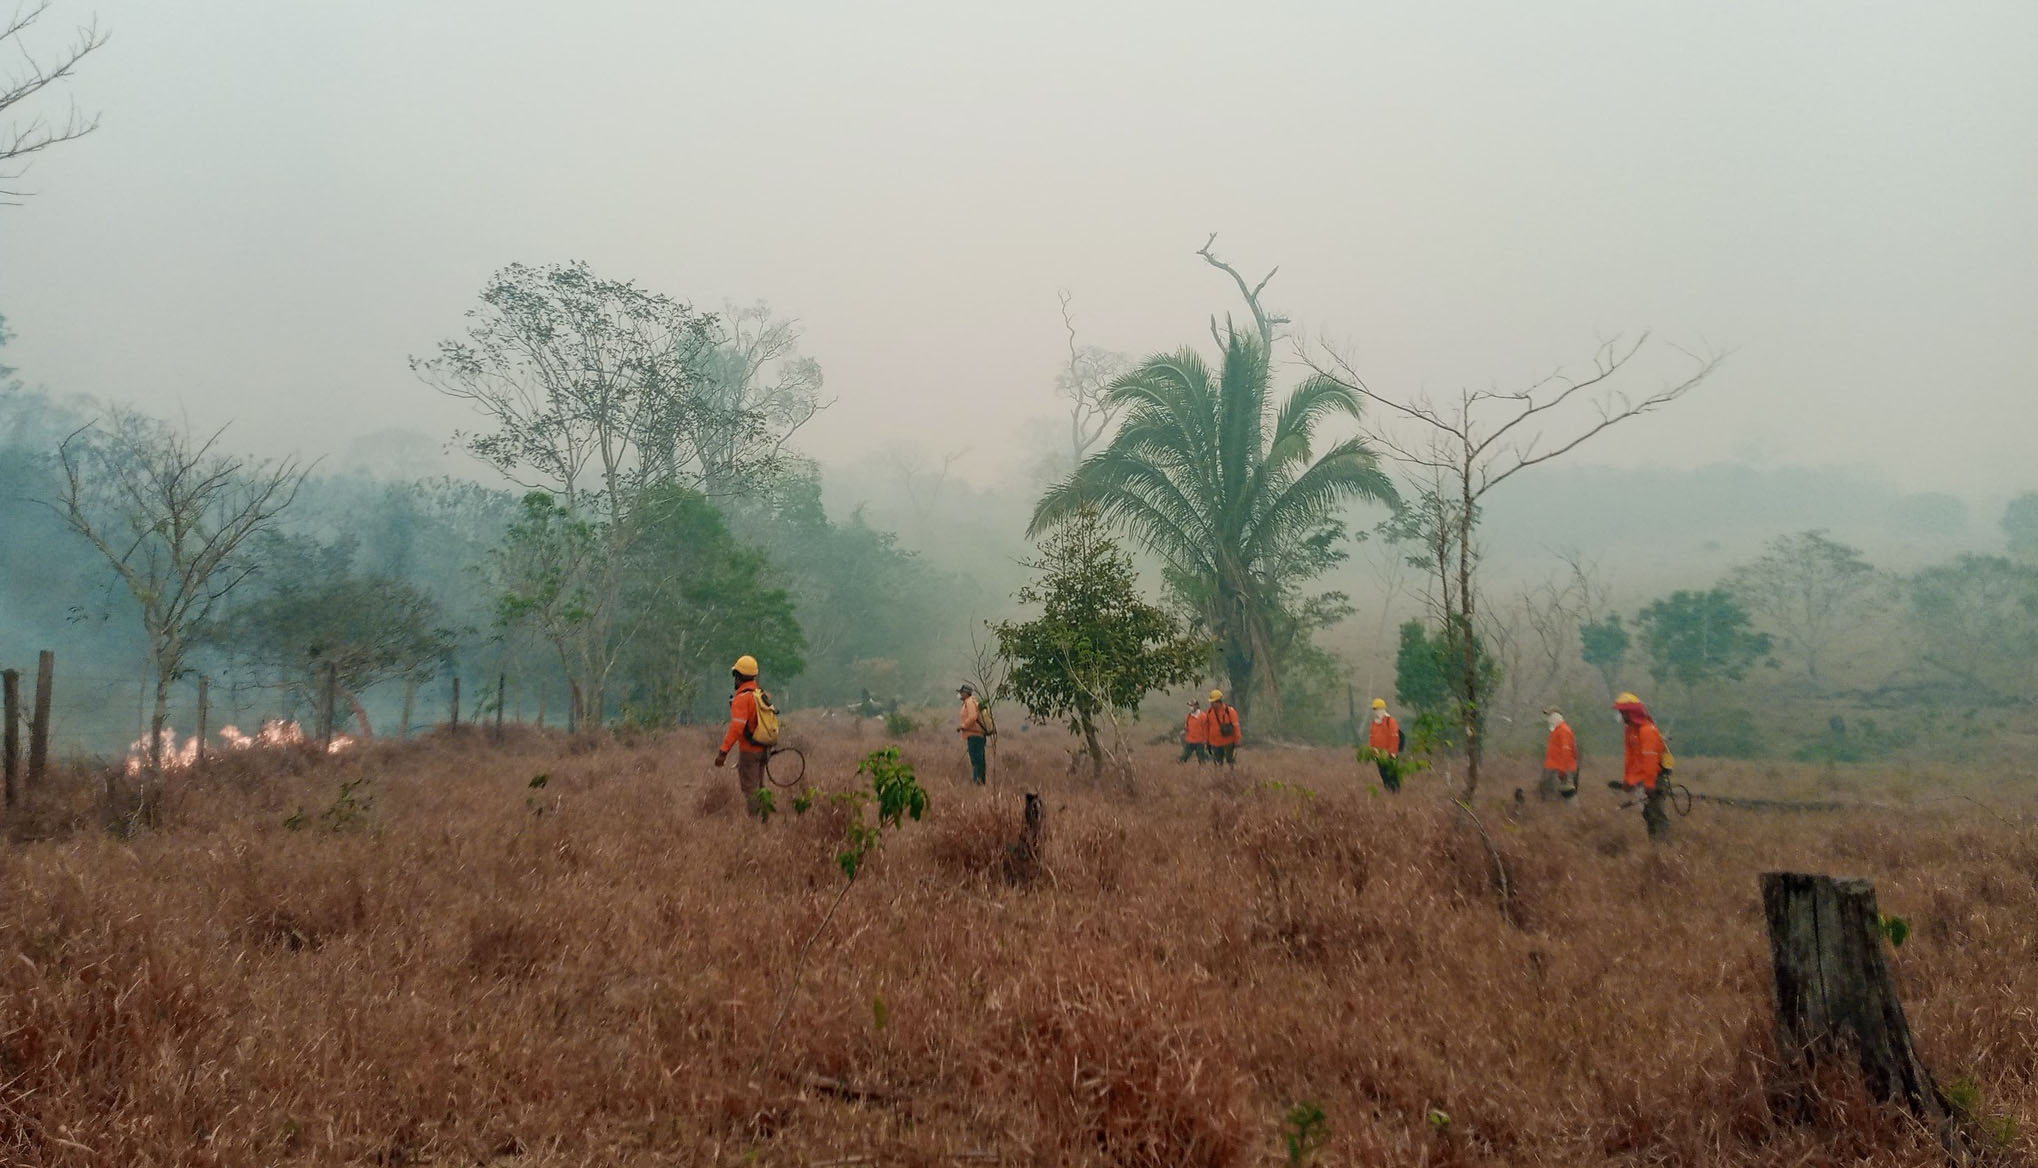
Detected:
[{"left": 124, "top": 718, "right": 358, "bottom": 775}]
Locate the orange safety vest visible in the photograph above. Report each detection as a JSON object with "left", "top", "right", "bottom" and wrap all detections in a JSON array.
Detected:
[
  {"left": 1185, "top": 710, "right": 1208, "bottom": 745},
  {"left": 1368, "top": 714, "right": 1400, "bottom": 753},
  {"left": 1544, "top": 722, "right": 1577, "bottom": 771},
  {"left": 1204, "top": 702, "right": 1242, "bottom": 747},
  {"left": 958, "top": 695, "right": 984, "bottom": 736},
  {"left": 722, "top": 680, "right": 767, "bottom": 754},
  {"left": 1622, "top": 721, "right": 1667, "bottom": 789}
]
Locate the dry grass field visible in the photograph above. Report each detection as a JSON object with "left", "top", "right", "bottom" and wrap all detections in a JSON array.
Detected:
[{"left": 2, "top": 720, "right": 2035, "bottom": 1167}]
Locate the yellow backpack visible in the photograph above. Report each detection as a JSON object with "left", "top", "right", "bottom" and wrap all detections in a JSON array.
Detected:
[{"left": 747, "top": 690, "right": 782, "bottom": 747}]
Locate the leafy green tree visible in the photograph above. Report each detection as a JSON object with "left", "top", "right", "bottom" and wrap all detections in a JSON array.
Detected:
[
  {"left": 1727, "top": 530, "right": 1882, "bottom": 689},
  {"left": 1636, "top": 589, "right": 1772, "bottom": 687},
  {"left": 416, "top": 261, "right": 737, "bottom": 725},
  {"left": 1029, "top": 331, "right": 1396, "bottom": 719},
  {"left": 1579, "top": 614, "right": 1629, "bottom": 699},
  {"left": 725, "top": 465, "right": 946, "bottom": 707},
  {"left": 996, "top": 510, "right": 1209, "bottom": 777},
  {"left": 2002, "top": 493, "right": 2038, "bottom": 560},
  {"left": 1906, "top": 554, "right": 2038, "bottom": 701},
  {"left": 1394, "top": 618, "right": 1498, "bottom": 729},
  {"left": 615, "top": 485, "right": 804, "bottom": 723},
  {"left": 1394, "top": 621, "right": 1450, "bottom": 714},
  {"left": 211, "top": 550, "right": 457, "bottom": 730},
  {"left": 490, "top": 491, "right": 607, "bottom": 724}
]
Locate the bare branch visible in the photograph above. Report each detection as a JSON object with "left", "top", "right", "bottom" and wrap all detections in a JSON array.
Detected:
[
  {"left": 1195, "top": 232, "right": 1290, "bottom": 349},
  {"left": 0, "top": 2, "right": 107, "bottom": 200}
]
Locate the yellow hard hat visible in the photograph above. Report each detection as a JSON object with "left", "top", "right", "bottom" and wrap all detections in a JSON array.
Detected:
[
  {"left": 1208, "top": 689, "right": 1224, "bottom": 702},
  {"left": 1616, "top": 692, "right": 1640, "bottom": 705},
  {"left": 733, "top": 655, "right": 759, "bottom": 676},
  {"left": 1371, "top": 698, "right": 1387, "bottom": 709}
]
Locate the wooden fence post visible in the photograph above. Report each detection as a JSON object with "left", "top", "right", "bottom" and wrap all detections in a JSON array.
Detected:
[
  {"left": 450, "top": 677, "right": 461, "bottom": 729},
  {"left": 3, "top": 669, "right": 20, "bottom": 809},
  {"left": 194, "top": 675, "right": 209, "bottom": 771},
  {"left": 318, "top": 662, "right": 338, "bottom": 747},
  {"left": 27, "top": 650, "right": 53, "bottom": 789},
  {"left": 1760, "top": 872, "right": 1951, "bottom": 1128},
  {"left": 495, "top": 671, "right": 506, "bottom": 739}
]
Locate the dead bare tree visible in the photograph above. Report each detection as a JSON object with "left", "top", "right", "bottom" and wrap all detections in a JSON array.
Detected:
[
  {"left": 1195, "top": 232, "right": 1290, "bottom": 351},
  {"left": 55, "top": 409, "right": 307, "bottom": 775},
  {"left": 1053, "top": 289, "right": 1132, "bottom": 469},
  {"left": 1513, "top": 553, "right": 1613, "bottom": 714},
  {"left": 1314, "top": 334, "right": 1721, "bottom": 799},
  {"left": 895, "top": 445, "right": 966, "bottom": 523},
  {"left": 2, "top": 2, "right": 107, "bottom": 203}
]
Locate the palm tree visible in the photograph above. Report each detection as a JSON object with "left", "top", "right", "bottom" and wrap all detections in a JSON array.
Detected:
[{"left": 1030, "top": 331, "right": 1397, "bottom": 717}]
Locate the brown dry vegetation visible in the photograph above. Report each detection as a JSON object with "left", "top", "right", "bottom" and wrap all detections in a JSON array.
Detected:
[{"left": 2, "top": 723, "right": 2035, "bottom": 1167}]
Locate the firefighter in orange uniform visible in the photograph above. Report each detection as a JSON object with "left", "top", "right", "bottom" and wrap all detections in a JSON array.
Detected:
[
  {"left": 1203, "top": 689, "right": 1242, "bottom": 766},
  {"left": 1180, "top": 698, "right": 1209, "bottom": 764},
  {"left": 1367, "top": 698, "right": 1405, "bottom": 792},
  {"left": 1541, "top": 706, "right": 1578, "bottom": 803},
  {"left": 1615, "top": 692, "right": 1673, "bottom": 840},
  {"left": 714, "top": 654, "right": 769, "bottom": 818}
]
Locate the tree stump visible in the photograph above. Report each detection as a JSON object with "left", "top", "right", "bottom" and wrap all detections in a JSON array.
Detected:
[
  {"left": 1007, "top": 792, "right": 1046, "bottom": 884},
  {"left": 1760, "top": 872, "right": 1949, "bottom": 1127}
]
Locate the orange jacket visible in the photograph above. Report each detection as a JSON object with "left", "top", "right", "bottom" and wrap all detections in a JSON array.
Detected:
[
  {"left": 1203, "top": 702, "right": 1242, "bottom": 747},
  {"left": 1368, "top": 714, "right": 1400, "bottom": 753},
  {"left": 1185, "top": 709, "right": 1209, "bottom": 745},
  {"left": 1622, "top": 721, "right": 1667, "bottom": 789},
  {"left": 958, "top": 695, "right": 985, "bottom": 736},
  {"left": 1544, "top": 722, "right": 1577, "bottom": 771},
  {"left": 721, "top": 680, "right": 767, "bottom": 754}
]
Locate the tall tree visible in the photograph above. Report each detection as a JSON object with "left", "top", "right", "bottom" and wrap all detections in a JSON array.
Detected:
[
  {"left": 1906, "top": 554, "right": 2038, "bottom": 701},
  {"left": 996, "top": 510, "right": 1207, "bottom": 777},
  {"left": 612, "top": 484, "right": 805, "bottom": 724},
  {"left": 210, "top": 557, "right": 456, "bottom": 730},
  {"left": 414, "top": 262, "right": 729, "bottom": 725},
  {"left": 2001, "top": 492, "right": 2038, "bottom": 560},
  {"left": 1051, "top": 289, "right": 1133, "bottom": 473},
  {"left": 55, "top": 409, "right": 306, "bottom": 771},
  {"left": 1031, "top": 331, "right": 1395, "bottom": 718},
  {"left": 1637, "top": 588, "right": 1772, "bottom": 688},
  {"left": 1727, "top": 530, "right": 1882, "bottom": 689},
  {"left": 1579, "top": 614, "right": 1630, "bottom": 700},
  {"left": 2, "top": 1, "right": 107, "bottom": 202},
  {"left": 1313, "top": 334, "right": 1719, "bottom": 798},
  {"left": 693, "top": 301, "right": 830, "bottom": 497}
]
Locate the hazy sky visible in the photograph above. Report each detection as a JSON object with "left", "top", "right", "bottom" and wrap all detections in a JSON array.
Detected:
[{"left": 3, "top": 0, "right": 2034, "bottom": 495}]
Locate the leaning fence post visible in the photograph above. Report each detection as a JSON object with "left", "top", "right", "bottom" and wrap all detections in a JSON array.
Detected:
[
  {"left": 194, "top": 675, "right": 209, "bottom": 772},
  {"left": 27, "top": 650, "right": 53, "bottom": 790},
  {"left": 3, "top": 668, "right": 20, "bottom": 809},
  {"left": 1760, "top": 872, "right": 1952, "bottom": 1132}
]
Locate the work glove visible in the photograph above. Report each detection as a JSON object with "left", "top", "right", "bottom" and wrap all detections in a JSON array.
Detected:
[{"left": 714, "top": 750, "right": 727, "bottom": 768}]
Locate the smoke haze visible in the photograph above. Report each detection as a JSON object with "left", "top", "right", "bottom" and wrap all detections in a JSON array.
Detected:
[{"left": 3, "top": 0, "right": 2034, "bottom": 494}]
